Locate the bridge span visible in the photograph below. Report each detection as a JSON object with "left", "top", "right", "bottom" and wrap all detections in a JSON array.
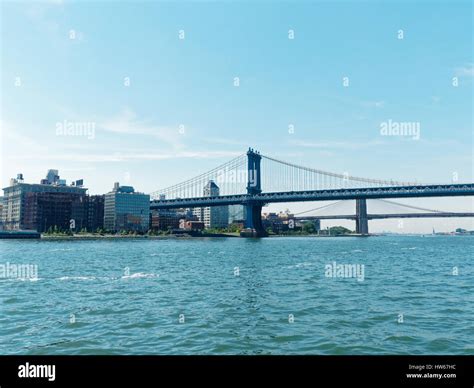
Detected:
[
  {"left": 297, "top": 212, "right": 474, "bottom": 221},
  {"left": 149, "top": 148, "right": 474, "bottom": 237}
]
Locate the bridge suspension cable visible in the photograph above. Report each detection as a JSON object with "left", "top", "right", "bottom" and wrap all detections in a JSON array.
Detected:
[
  {"left": 149, "top": 154, "right": 247, "bottom": 200},
  {"left": 149, "top": 149, "right": 430, "bottom": 201},
  {"left": 293, "top": 199, "right": 455, "bottom": 218},
  {"left": 260, "top": 154, "right": 417, "bottom": 193},
  {"left": 375, "top": 199, "right": 444, "bottom": 213},
  {"left": 292, "top": 201, "right": 344, "bottom": 216}
]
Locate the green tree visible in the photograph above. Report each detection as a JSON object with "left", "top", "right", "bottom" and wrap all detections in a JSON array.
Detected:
[
  {"left": 329, "top": 226, "right": 352, "bottom": 235},
  {"left": 302, "top": 221, "right": 316, "bottom": 234}
]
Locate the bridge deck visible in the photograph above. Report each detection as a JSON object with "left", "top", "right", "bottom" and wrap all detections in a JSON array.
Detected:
[{"left": 150, "top": 184, "right": 474, "bottom": 209}]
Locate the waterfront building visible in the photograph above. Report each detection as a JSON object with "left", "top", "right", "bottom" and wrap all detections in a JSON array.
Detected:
[
  {"left": 104, "top": 183, "right": 150, "bottom": 232},
  {"left": 25, "top": 192, "right": 87, "bottom": 232},
  {"left": 183, "top": 220, "right": 205, "bottom": 231},
  {"left": 261, "top": 211, "right": 309, "bottom": 233},
  {"left": 193, "top": 181, "right": 229, "bottom": 229},
  {"left": 228, "top": 204, "right": 246, "bottom": 224},
  {"left": 150, "top": 209, "right": 182, "bottom": 231},
  {"left": 2, "top": 172, "right": 87, "bottom": 232},
  {"left": 151, "top": 209, "right": 197, "bottom": 231},
  {"left": 86, "top": 195, "right": 105, "bottom": 232},
  {"left": 261, "top": 211, "right": 319, "bottom": 234},
  {"left": 192, "top": 207, "right": 203, "bottom": 223},
  {"left": 262, "top": 212, "right": 284, "bottom": 233},
  {"left": 0, "top": 196, "right": 3, "bottom": 230}
]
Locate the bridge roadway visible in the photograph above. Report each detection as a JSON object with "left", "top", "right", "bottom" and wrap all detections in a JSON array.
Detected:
[{"left": 150, "top": 183, "right": 474, "bottom": 210}]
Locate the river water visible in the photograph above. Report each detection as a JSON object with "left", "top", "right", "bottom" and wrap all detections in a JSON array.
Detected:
[{"left": 0, "top": 236, "right": 472, "bottom": 354}]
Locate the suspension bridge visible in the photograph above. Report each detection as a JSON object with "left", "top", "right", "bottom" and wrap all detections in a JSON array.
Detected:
[
  {"left": 150, "top": 148, "right": 474, "bottom": 236},
  {"left": 294, "top": 199, "right": 474, "bottom": 221}
]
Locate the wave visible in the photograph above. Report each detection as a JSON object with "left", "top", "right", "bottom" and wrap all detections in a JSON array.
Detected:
[
  {"left": 287, "top": 262, "right": 313, "bottom": 269},
  {"left": 56, "top": 273, "right": 160, "bottom": 281},
  {"left": 121, "top": 272, "right": 159, "bottom": 279}
]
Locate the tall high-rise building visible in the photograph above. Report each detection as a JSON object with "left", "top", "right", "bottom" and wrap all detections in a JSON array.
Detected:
[
  {"left": 104, "top": 183, "right": 150, "bottom": 232},
  {"left": 193, "top": 180, "right": 229, "bottom": 229}
]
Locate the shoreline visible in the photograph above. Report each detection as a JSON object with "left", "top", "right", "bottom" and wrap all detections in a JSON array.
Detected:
[
  {"left": 40, "top": 233, "right": 363, "bottom": 240},
  {"left": 1, "top": 232, "right": 471, "bottom": 241},
  {"left": 39, "top": 233, "right": 241, "bottom": 240}
]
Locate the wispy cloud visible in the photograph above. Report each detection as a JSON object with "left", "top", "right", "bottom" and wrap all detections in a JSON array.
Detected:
[
  {"left": 24, "top": 1, "right": 63, "bottom": 34},
  {"left": 361, "top": 100, "right": 385, "bottom": 108},
  {"left": 100, "top": 108, "right": 184, "bottom": 150},
  {"left": 1, "top": 120, "right": 47, "bottom": 151},
  {"left": 2, "top": 112, "right": 242, "bottom": 164},
  {"left": 9, "top": 150, "right": 242, "bottom": 163},
  {"left": 455, "top": 63, "right": 474, "bottom": 77},
  {"left": 290, "top": 139, "right": 385, "bottom": 150},
  {"left": 204, "top": 137, "right": 247, "bottom": 146}
]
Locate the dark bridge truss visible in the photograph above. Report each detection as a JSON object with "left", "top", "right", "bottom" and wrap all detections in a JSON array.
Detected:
[{"left": 150, "top": 183, "right": 474, "bottom": 209}]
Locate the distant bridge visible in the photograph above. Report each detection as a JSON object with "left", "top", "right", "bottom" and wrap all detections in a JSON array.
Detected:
[
  {"left": 297, "top": 213, "right": 474, "bottom": 221},
  {"left": 294, "top": 199, "right": 474, "bottom": 226},
  {"left": 150, "top": 148, "right": 474, "bottom": 236}
]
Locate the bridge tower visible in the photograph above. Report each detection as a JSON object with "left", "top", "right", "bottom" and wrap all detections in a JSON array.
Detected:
[
  {"left": 355, "top": 198, "right": 369, "bottom": 235},
  {"left": 241, "top": 148, "right": 267, "bottom": 237}
]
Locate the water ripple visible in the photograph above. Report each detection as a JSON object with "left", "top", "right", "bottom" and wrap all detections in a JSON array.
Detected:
[{"left": 0, "top": 236, "right": 472, "bottom": 354}]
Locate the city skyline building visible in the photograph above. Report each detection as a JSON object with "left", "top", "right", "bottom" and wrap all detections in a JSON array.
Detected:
[
  {"left": 86, "top": 195, "right": 105, "bottom": 232},
  {"left": 193, "top": 180, "right": 229, "bottom": 229},
  {"left": 228, "top": 204, "right": 246, "bottom": 225},
  {"left": 1, "top": 171, "right": 87, "bottom": 232},
  {"left": 104, "top": 183, "right": 150, "bottom": 232}
]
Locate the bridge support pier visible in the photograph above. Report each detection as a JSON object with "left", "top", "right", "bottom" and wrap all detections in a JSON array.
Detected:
[
  {"left": 356, "top": 198, "right": 369, "bottom": 235},
  {"left": 241, "top": 203, "right": 267, "bottom": 237},
  {"left": 240, "top": 148, "right": 267, "bottom": 237}
]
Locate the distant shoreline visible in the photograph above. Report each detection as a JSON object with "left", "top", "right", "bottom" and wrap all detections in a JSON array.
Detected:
[
  {"left": 0, "top": 232, "right": 471, "bottom": 241},
  {"left": 40, "top": 233, "right": 364, "bottom": 240},
  {"left": 39, "top": 233, "right": 239, "bottom": 240}
]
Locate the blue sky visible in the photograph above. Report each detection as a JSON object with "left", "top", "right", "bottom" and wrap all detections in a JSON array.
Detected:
[{"left": 1, "top": 0, "right": 473, "bottom": 232}]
